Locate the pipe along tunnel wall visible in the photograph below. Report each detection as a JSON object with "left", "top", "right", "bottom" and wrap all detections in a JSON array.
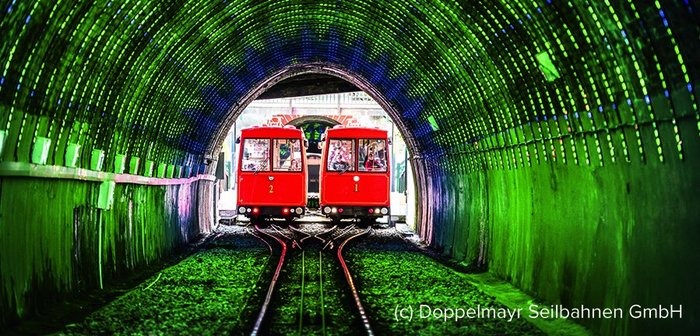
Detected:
[{"left": 0, "top": 176, "right": 215, "bottom": 329}]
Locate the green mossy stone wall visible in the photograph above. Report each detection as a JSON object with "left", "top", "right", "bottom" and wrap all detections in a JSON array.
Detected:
[
  {"left": 0, "top": 178, "right": 205, "bottom": 329},
  {"left": 432, "top": 120, "right": 700, "bottom": 335}
]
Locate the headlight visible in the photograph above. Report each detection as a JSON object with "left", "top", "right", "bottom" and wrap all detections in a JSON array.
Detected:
[
  {"left": 238, "top": 206, "right": 246, "bottom": 214},
  {"left": 375, "top": 208, "right": 381, "bottom": 214},
  {"left": 295, "top": 207, "right": 303, "bottom": 214},
  {"left": 323, "top": 206, "right": 331, "bottom": 214},
  {"left": 380, "top": 207, "right": 388, "bottom": 215},
  {"left": 332, "top": 207, "right": 337, "bottom": 213}
]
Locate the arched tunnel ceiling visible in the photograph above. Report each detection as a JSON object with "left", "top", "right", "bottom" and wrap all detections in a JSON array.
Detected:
[
  {"left": 0, "top": 0, "right": 698, "bottom": 174},
  {"left": 256, "top": 74, "right": 360, "bottom": 99}
]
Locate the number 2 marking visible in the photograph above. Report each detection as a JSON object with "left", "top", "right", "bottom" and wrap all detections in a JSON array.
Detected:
[{"left": 269, "top": 185, "right": 274, "bottom": 193}]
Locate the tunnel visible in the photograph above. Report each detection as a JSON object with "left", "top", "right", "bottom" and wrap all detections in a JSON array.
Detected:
[{"left": 0, "top": 0, "right": 698, "bottom": 335}]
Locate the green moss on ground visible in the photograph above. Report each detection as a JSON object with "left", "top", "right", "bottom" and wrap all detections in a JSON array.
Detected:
[
  {"left": 267, "top": 248, "right": 357, "bottom": 335},
  {"left": 346, "top": 249, "right": 545, "bottom": 336},
  {"left": 59, "top": 248, "right": 267, "bottom": 335}
]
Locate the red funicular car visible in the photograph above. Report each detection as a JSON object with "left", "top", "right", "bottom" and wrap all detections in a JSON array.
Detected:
[
  {"left": 319, "top": 126, "right": 390, "bottom": 225},
  {"left": 236, "top": 125, "right": 307, "bottom": 223}
]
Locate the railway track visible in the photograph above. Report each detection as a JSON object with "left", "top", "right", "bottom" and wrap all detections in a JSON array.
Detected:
[
  {"left": 250, "top": 223, "right": 372, "bottom": 335},
  {"left": 250, "top": 225, "right": 288, "bottom": 336}
]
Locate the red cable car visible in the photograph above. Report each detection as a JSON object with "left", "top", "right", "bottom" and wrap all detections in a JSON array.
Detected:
[
  {"left": 319, "top": 126, "right": 390, "bottom": 225},
  {"left": 236, "top": 126, "right": 307, "bottom": 223}
]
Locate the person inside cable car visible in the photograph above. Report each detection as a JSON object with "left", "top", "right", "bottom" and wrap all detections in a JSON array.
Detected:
[{"left": 330, "top": 141, "right": 351, "bottom": 171}]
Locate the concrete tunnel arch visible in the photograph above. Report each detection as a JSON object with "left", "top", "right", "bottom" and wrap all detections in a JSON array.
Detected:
[
  {"left": 204, "top": 63, "right": 436, "bottom": 244},
  {"left": 0, "top": 1, "right": 698, "bottom": 334}
]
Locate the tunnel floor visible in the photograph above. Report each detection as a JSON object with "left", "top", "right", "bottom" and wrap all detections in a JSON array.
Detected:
[
  {"left": 344, "top": 230, "right": 545, "bottom": 335},
  {"left": 5, "top": 224, "right": 586, "bottom": 335}
]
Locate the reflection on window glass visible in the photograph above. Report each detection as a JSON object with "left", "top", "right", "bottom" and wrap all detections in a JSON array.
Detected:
[
  {"left": 358, "top": 139, "right": 387, "bottom": 172},
  {"left": 274, "top": 139, "right": 303, "bottom": 171},
  {"left": 327, "top": 139, "right": 355, "bottom": 172},
  {"left": 241, "top": 139, "right": 270, "bottom": 172}
]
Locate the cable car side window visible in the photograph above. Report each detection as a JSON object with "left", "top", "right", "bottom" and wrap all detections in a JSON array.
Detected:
[
  {"left": 327, "top": 139, "right": 355, "bottom": 172},
  {"left": 358, "top": 139, "right": 387, "bottom": 172},
  {"left": 241, "top": 138, "right": 270, "bottom": 172},
  {"left": 273, "top": 139, "right": 302, "bottom": 171}
]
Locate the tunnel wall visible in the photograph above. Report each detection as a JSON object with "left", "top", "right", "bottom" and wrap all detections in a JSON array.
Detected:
[
  {"left": 1, "top": 1, "right": 699, "bottom": 335},
  {"left": 0, "top": 176, "right": 214, "bottom": 329},
  {"left": 431, "top": 118, "right": 700, "bottom": 335}
]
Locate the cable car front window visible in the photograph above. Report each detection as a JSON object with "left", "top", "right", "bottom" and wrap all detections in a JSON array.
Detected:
[
  {"left": 358, "top": 139, "right": 387, "bottom": 172},
  {"left": 241, "top": 138, "right": 270, "bottom": 172},
  {"left": 273, "top": 139, "right": 302, "bottom": 171},
  {"left": 326, "top": 139, "right": 355, "bottom": 172}
]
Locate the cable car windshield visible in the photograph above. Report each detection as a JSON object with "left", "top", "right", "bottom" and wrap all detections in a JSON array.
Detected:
[
  {"left": 326, "top": 139, "right": 355, "bottom": 172},
  {"left": 358, "top": 138, "right": 387, "bottom": 172},
  {"left": 273, "top": 139, "right": 303, "bottom": 171},
  {"left": 241, "top": 138, "right": 270, "bottom": 172}
]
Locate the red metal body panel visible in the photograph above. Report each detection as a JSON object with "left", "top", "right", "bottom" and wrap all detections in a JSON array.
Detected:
[
  {"left": 236, "top": 127, "right": 307, "bottom": 209},
  {"left": 321, "top": 173, "right": 390, "bottom": 205},
  {"left": 320, "top": 127, "right": 390, "bottom": 209},
  {"left": 237, "top": 174, "right": 307, "bottom": 206}
]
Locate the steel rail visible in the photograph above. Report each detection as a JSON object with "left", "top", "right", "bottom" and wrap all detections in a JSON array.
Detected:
[
  {"left": 298, "top": 250, "right": 306, "bottom": 336},
  {"left": 337, "top": 228, "right": 374, "bottom": 336},
  {"left": 251, "top": 225, "right": 288, "bottom": 336},
  {"left": 239, "top": 227, "right": 276, "bottom": 325},
  {"left": 324, "top": 224, "right": 356, "bottom": 250},
  {"left": 319, "top": 250, "right": 327, "bottom": 336}
]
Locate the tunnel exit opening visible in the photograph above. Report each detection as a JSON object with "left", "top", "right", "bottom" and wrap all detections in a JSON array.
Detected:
[{"left": 205, "top": 64, "right": 429, "bottom": 235}]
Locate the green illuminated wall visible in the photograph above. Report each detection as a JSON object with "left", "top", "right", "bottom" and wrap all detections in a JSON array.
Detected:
[
  {"left": 0, "top": 177, "right": 209, "bottom": 327},
  {"left": 1, "top": 0, "right": 698, "bottom": 334}
]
